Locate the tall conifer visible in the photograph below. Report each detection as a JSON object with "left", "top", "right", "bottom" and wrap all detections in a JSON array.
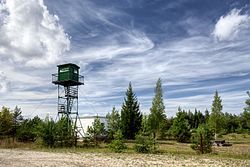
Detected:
[
  {"left": 121, "top": 82, "right": 142, "bottom": 139},
  {"left": 148, "top": 78, "right": 166, "bottom": 141},
  {"left": 208, "top": 90, "right": 224, "bottom": 138}
]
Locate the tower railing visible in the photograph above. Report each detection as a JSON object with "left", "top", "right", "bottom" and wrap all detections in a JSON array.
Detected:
[{"left": 52, "top": 73, "right": 84, "bottom": 85}]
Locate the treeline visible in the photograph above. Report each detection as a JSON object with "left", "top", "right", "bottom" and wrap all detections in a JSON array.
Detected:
[
  {"left": 0, "top": 78, "right": 249, "bottom": 153},
  {"left": 0, "top": 107, "right": 76, "bottom": 147},
  {"left": 102, "top": 79, "right": 250, "bottom": 153},
  {"left": 104, "top": 80, "right": 250, "bottom": 141}
]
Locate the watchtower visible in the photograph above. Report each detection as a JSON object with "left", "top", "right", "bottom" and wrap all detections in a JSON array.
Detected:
[{"left": 52, "top": 63, "right": 84, "bottom": 137}]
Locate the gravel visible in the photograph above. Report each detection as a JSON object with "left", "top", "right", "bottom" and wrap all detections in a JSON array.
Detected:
[{"left": 0, "top": 149, "right": 249, "bottom": 167}]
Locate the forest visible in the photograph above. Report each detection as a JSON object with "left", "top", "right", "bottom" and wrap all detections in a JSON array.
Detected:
[{"left": 0, "top": 79, "right": 250, "bottom": 155}]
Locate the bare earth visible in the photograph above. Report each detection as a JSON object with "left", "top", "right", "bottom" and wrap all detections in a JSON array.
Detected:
[{"left": 0, "top": 149, "right": 249, "bottom": 167}]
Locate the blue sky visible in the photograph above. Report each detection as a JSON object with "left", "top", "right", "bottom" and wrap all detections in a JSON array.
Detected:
[{"left": 0, "top": 0, "right": 250, "bottom": 118}]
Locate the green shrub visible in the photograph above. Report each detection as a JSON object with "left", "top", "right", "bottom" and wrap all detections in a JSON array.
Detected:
[
  {"left": 191, "top": 124, "right": 213, "bottom": 154},
  {"left": 170, "top": 111, "right": 191, "bottom": 143},
  {"left": 82, "top": 137, "right": 94, "bottom": 148},
  {"left": 41, "top": 118, "right": 56, "bottom": 147},
  {"left": 17, "top": 117, "right": 42, "bottom": 142},
  {"left": 87, "top": 117, "right": 106, "bottom": 147},
  {"left": 134, "top": 134, "right": 154, "bottom": 153},
  {"left": 40, "top": 116, "right": 76, "bottom": 148},
  {"left": 108, "top": 130, "right": 126, "bottom": 153}
]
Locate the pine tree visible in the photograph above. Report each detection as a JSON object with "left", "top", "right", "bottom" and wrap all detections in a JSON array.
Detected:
[
  {"left": 204, "top": 108, "right": 210, "bottom": 123},
  {"left": 141, "top": 114, "right": 150, "bottom": 135},
  {"left": 17, "top": 116, "right": 42, "bottom": 142},
  {"left": 241, "top": 91, "right": 250, "bottom": 131},
  {"left": 208, "top": 90, "right": 224, "bottom": 138},
  {"left": 191, "top": 124, "right": 213, "bottom": 154},
  {"left": 108, "top": 130, "right": 126, "bottom": 153},
  {"left": 41, "top": 117, "right": 56, "bottom": 147},
  {"left": 87, "top": 117, "right": 106, "bottom": 146},
  {"left": 11, "top": 106, "right": 23, "bottom": 142},
  {"left": 0, "top": 107, "right": 13, "bottom": 138},
  {"left": 106, "top": 106, "right": 120, "bottom": 140},
  {"left": 120, "top": 82, "right": 142, "bottom": 140},
  {"left": 170, "top": 108, "right": 191, "bottom": 143},
  {"left": 187, "top": 110, "right": 194, "bottom": 129},
  {"left": 55, "top": 116, "right": 75, "bottom": 147},
  {"left": 148, "top": 78, "right": 166, "bottom": 142},
  {"left": 194, "top": 109, "right": 199, "bottom": 129},
  {"left": 134, "top": 133, "right": 154, "bottom": 153}
]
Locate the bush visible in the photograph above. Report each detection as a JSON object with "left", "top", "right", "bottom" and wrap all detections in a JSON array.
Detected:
[
  {"left": 87, "top": 117, "right": 106, "bottom": 147},
  {"left": 82, "top": 137, "right": 95, "bottom": 148},
  {"left": 134, "top": 134, "right": 154, "bottom": 153},
  {"left": 191, "top": 124, "right": 213, "bottom": 154},
  {"left": 41, "top": 117, "right": 76, "bottom": 148},
  {"left": 41, "top": 118, "right": 56, "bottom": 147},
  {"left": 54, "top": 117, "right": 76, "bottom": 147},
  {"left": 170, "top": 111, "right": 191, "bottom": 143},
  {"left": 108, "top": 130, "right": 126, "bottom": 153},
  {"left": 17, "top": 117, "right": 42, "bottom": 142}
]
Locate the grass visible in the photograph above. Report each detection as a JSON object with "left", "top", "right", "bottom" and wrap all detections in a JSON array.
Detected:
[
  {"left": 213, "top": 133, "right": 250, "bottom": 159},
  {"left": 222, "top": 133, "right": 250, "bottom": 144},
  {"left": 0, "top": 133, "right": 249, "bottom": 160}
]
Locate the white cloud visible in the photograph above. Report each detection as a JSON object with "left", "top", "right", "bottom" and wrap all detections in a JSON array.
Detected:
[
  {"left": 213, "top": 8, "right": 250, "bottom": 41},
  {"left": 71, "top": 30, "right": 154, "bottom": 62},
  {"left": 1, "top": 1, "right": 249, "bottom": 118},
  {"left": 74, "top": 31, "right": 250, "bottom": 116},
  {"left": 0, "top": 71, "right": 10, "bottom": 93},
  {"left": 0, "top": 0, "right": 70, "bottom": 67}
]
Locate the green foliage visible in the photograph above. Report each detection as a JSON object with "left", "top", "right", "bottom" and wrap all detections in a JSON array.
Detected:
[
  {"left": 17, "top": 116, "right": 42, "bottom": 142},
  {"left": 208, "top": 91, "right": 224, "bottom": 137},
  {"left": 41, "top": 116, "right": 75, "bottom": 147},
  {"left": 108, "top": 130, "right": 126, "bottom": 153},
  {"left": 191, "top": 124, "right": 214, "bottom": 154},
  {"left": 134, "top": 133, "right": 154, "bottom": 153},
  {"left": 121, "top": 82, "right": 142, "bottom": 140},
  {"left": 0, "top": 107, "right": 13, "bottom": 138},
  {"left": 205, "top": 109, "right": 210, "bottom": 123},
  {"left": 170, "top": 108, "right": 191, "bottom": 143},
  {"left": 106, "top": 107, "right": 120, "bottom": 140},
  {"left": 240, "top": 91, "right": 250, "bottom": 132},
  {"left": 141, "top": 115, "right": 150, "bottom": 135},
  {"left": 0, "top": 106, "right": 42, "bottom": 143},
  {"left": 239, "top": 111, "right": 250, "bottom": 133},
  {"left": 1, "top": 89, "right": 250, "bottom": 150},
  {"left": 54, "top": 116, "right": 75, "bottom": 147},
  {"left": 185, "top": 109, "right": 206, "bottom": 130},
  {"left": 192, "top": 109, "right": 205, "bottom": 129},
  {"left": 11, "top": 106, "right": 23, "bottom": 140},
  {"left": 148, "top": 78, "right": 167, "bottom": 140},
  {"left": 41, "top": 117, "right": 56, "bottom": 147},
  {"left": 87, "top": 117, "right": 106, "bottom": 147},
  {"left": 223, "top": 112, "right": 239, "bottom": 134}
]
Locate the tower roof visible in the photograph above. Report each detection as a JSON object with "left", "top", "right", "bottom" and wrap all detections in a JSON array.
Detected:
[{"left": 57, "top": 63, "right": 80, "bottom": 69}]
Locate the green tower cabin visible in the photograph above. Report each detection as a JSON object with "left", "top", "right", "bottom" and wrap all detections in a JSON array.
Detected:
[
  {"left": 52, "top": 63, "right": 84, "bottom": 140},
  {"left": 53, "top": 63, "right": 83, "bottom": 86}
]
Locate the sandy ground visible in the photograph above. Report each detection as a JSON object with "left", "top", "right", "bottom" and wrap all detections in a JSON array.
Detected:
[{"left": 0, "top": 149, "right": 249, "bottom": 167}]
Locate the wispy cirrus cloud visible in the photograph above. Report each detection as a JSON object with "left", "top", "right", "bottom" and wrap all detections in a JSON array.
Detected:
[
  {"left": 74, "top": 9, "right": 250, "bottom": 116},
  {"left": 1, "top": 1, "right": 250, "bottom": 118}
]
